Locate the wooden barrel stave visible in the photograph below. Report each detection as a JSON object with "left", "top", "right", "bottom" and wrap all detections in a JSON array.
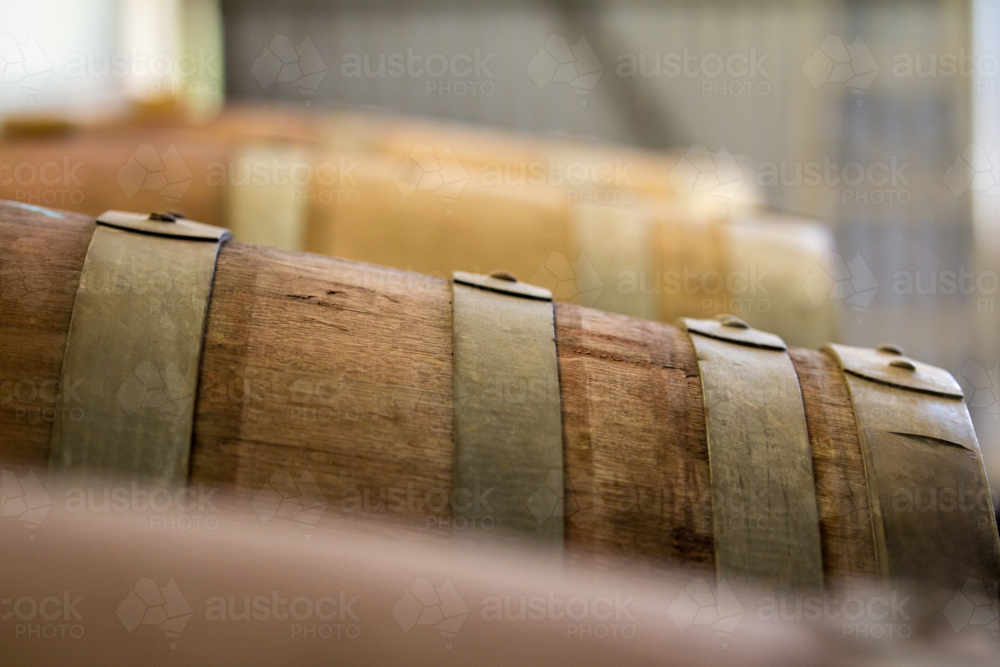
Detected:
[{"left": 0, "top": 201, "right": 988, "bottom": 587}]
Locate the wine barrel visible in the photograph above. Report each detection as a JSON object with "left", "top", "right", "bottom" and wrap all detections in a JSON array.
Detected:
[
  {"left": 304, "top": 147, "right": 839, "bottom": 348},
  {"left": 2, "top": 201, "right": 996, "bottom": 597},
  {"left": 0, "top": 108, "right": 839, "bottom": 347}
]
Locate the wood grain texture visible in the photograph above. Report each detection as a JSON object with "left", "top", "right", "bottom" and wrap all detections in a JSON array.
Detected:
[
  {"left": 3, "top": 202, "right": 886, "bottom": 580},
  {"left": 0, "top": 202, "right": 93, "bottom": 465},
  {"left": 788, "top": 348, "right": 879, "bottom": 583},
  {"left": 555, "top": 303, "right": 715, "bottom": 571}
]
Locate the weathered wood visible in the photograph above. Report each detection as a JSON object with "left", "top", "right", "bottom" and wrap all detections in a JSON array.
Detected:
[
  {"left": 0, "top": 201, "right": 889, "bottom": 583},
  {"left": 787, "top": 348, "right": 879, "bottom": 582}
]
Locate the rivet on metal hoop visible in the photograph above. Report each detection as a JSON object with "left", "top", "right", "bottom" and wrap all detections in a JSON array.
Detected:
[{"left": 489, "top": 270, "right": 518, "bottom": 282}]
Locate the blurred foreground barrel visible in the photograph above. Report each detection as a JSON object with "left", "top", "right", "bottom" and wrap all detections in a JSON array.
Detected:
[{"left": 1, "top": 201, "right": 996, "bottom": 595}]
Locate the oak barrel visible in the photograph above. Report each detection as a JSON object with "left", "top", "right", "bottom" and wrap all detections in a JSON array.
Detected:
[
  {"left": 1, "top": 201, "right": 996, "bottom": 595},
  {"left": 0, "top": 108, "right": 838, "bottom": 348}
]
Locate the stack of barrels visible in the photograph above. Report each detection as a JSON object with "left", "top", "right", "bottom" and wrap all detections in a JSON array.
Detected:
[
  {"left": 1, "top": 111, "right": 996, "bottom": 660},
  {"left": 0, "top": 107, "right": 837, "bottom": 347}
]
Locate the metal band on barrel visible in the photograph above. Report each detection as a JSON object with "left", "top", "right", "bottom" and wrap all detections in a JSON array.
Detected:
[
  {"left": 680, "top": 316, "right": 824, "bottom": 592},
  {"left": 824, "top": 343, "right": 1000, "bottom": 590},
  {"left": 452, "top": 271, "right": 564, "bottom": 550},
  {"left": 48, "top": 211, "right": 230, "bottom": 487}
]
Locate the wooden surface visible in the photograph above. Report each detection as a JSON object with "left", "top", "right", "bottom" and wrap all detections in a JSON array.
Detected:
[{"left": 1, "top": 201, "right": 880, "bottom": 582}]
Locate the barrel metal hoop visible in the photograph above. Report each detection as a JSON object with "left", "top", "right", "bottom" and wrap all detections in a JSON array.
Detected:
[
  {"left": 47, "top": 211, "right": 230, "bottom": 487},
  {"left": 824, "top": 343, "right": 1000, "bottom": 588},
  {"left": 680, "top": 317, "right": 825, "bottom": 592},
  {"left": 451, "top": 271, "right": 564, "bottom": 550}
]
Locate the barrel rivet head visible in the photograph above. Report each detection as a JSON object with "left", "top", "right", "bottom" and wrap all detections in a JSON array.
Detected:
[
  {"left": 717, "top": 314, "right": 749, "bottom": 329},
  {"left": 489, "top": 270, "right": 518, "bottom": 283},
  {"left": 877, "top": 344, "right": 905, "bottom": 356},
  {"left": 889, "top": 358, "right": 917, "bottom": 371},
  {"left": 149, "top": 211, "right": 186, "bottom": 223}
]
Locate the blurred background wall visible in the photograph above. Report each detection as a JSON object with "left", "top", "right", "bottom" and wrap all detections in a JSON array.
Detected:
[{"left": 2, "top": 0, "right": 999, "bottom": 477}]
